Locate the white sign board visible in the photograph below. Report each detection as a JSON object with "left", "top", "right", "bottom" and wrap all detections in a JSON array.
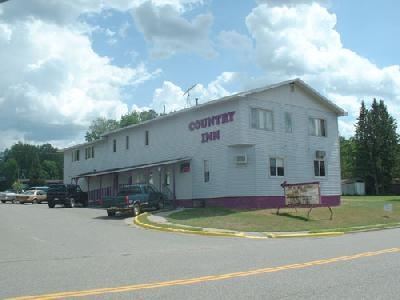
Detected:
[
  {"left": 284, "top": 182, "right": 321, "bottom": 206},
  {"left": 384, "top": 203, "right": 393, "bottom": 212}
]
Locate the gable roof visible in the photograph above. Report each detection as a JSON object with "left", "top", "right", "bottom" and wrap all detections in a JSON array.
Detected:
[{"left": 65, "top": 78, "right": 346, "bottom": 151}]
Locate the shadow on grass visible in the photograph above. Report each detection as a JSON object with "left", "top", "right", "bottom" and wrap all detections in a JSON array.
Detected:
[
  {"left": 388, "top": 198, "right": 400, "bottom": 202},
  {"left": 276, "top": 212, "right": 309, "bottom": 222},
  {"left": 168, "top": 207, "right": 235, "bottom": 221}
]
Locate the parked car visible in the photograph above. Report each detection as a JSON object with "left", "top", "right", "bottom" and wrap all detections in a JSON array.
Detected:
[
  {"left": 16, "top": 190, "right": 47, "bottom": 204},
  {"left": 28, "top": 186, "right": 50, "bottom": 193},
  {"left": 47, "top": 184, "right": 88, "bottom": 208},
  {"left": 102, "top": 183, "right": 165, "bottom": 216},
  {"left": 0, "top": 189, "right": 17, "bottom": 203}
]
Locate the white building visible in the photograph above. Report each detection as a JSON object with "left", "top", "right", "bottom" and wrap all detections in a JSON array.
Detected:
[{"left": 64, "top": 79, "right": 346, "bottom": 209}]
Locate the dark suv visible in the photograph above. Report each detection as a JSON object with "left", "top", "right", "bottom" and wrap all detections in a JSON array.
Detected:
[{"left": 47, "top": 184, "right": 88, "bottom": 208}]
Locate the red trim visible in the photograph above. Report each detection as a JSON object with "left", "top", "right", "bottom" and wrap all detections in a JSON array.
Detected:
[{"left": 174, "top": 195, "right": 341, "bottom": 209}]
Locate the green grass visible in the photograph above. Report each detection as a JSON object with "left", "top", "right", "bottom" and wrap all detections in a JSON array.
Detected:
[{"left": 165, "top": 196, "right": 400, "bottom": 232}]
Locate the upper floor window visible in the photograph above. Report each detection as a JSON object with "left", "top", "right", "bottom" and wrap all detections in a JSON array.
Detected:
[
  {"left": 145, "top": 130, "right": 149, "bottom": 146},
  {"left": 85, "top": 146, "right": 94, "bottom": 160},
  {"left": 113, "top": 139, "right": 117, "bottom": 152},
  {"left": 309, "top": 118, "right": 326, "bottom": 137},
  {"left": 251, "top": 108, "right": 273, "bottom": 131},
  {"left": 270, "top": 157, "right": 284, "bottom": 177},
  {"left": 284, "top": 112, "right": 292, "bottom": 133},
  {"left": 72, "top": 149, "right": 80, "bottom": 162}
]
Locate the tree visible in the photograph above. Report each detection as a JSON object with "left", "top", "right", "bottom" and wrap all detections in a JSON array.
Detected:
[
  {"left": 340, "top": 136, "right": 356, "bottom": 179},
  {"left": 119, "top": 110, "right": 159, "bottom": 128},
  {"left": 12, "top": 180, "right": 24, "bottom": 193},
  {"left": 7, "top": 143, "right": 38, "bottom": 179},
  {"left": 42, "top": 160, "right": 60, "bottom": 180},
  {"left": 85, "top": 111, "right": 160, "bottom": 141},
  {"left": 85, "top": 117, "right": 119, "bottom": 142},
  {"left": 119, "top": 111, "right": 140, "bottom": 128},
  {"left": 29, "top": 153, "right": 45, "bottom": 186},
  {"left": 139, "top": 109, "right": 158, "bottom": 122},
  {"left": 0, "top": 158, "right": 18, "bottom": 190},
  {"left": 354, "top": 99, "right": 399, "bottom": 194}
]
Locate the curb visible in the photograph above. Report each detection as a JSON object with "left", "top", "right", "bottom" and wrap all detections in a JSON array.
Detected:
[
  {"left": 134, "top": 213, "right": 259, "bottom": 238},
  {"left": 134, "top": 213, "right": 344, "bottom": 239},
  {"left": 266, "top": 232, "right": 344, "bottom": 238}
]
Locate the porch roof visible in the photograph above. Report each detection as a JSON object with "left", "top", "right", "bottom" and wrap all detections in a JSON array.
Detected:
[{"left": 78, "top": 157, "right": 192, "bottom": 178}]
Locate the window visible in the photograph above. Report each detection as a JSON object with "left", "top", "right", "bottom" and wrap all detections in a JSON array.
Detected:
[
  {"left": 251, "top": 108, "right": 273, "bottom": 130},
  {"left": 270, "top": 158, "right": 284, "bottom": 177},
  {"left": 72, "top": 149, "right": 80, "bottom": 162},
  {"left": 126, "top": 136, "right": 129, "bottom": 150},
  {"left": 85, "top": 146, "right": 94, "bottom": 159},
  {"left": 164, "top": 172, "right": 170, "bottom": 186},
  {"left": 113, "top": 139, "right": 117, "bottom": 152},
  {"left": 284, "top": 112, "right": 292, "bottom": 133},
  {"left": 145, "top": 130, "right": 149, "bottom": 145},
  {"left": 204, "top": 160, "right": 210, "bottom": 182},
  {"left": 309, "top": 118, "right": 326, "bottom": 137},
  {"left": 314, "top": 160, "right": 326, "bottom": 177}
]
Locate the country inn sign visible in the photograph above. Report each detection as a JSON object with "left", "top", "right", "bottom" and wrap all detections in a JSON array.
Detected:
[{"left": 188, "top": 111, "right": 236, "bottom": 143}]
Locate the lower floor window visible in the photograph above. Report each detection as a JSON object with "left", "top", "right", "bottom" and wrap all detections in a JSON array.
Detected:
[
  {"left": 204, "top": 160, "right": 210, "bottom": 182},
  {"left": 314, "top": 160, "right": 326, "bottom": 177},
  {"left": 270, "top": 158, "right": 284, "bottom": 177}
]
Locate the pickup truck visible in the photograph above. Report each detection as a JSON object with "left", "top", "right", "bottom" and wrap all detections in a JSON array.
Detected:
[
  {"left": 47, "top": 184, "right": 88, "bottom": 208},
  {"left": 102, "top": 184, "right": 165, "bottom": 217}
]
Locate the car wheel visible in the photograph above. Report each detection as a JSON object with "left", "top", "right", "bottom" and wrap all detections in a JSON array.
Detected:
[
  {"left": 107, "top": 210, "right": 116, "bottom": 217},
  {"left": 157, "top": 199, "right": 164, "bottom": 210},
  {"left": 33, "top": 199, "right": 37, "bottom": 204},
  {"left": 133, "top": 203, "right": 141, "bottom": 216},
  {"left": 1, "top": 200, "right": 5, "bottom": 203},
  {"left": 20, "top": 201, "right": 25, "bottom": 204},
  {"left": 69, "top": 197, "right": 75, "bottom": 208},
  {"left": 48, "top": 200, "right": 55, "bottom": 208}
]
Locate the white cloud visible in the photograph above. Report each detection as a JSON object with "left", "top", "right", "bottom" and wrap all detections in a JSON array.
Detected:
[
  {"left": 0, "top": 19, "right": 157, "bottom": 149},
  {"left": 132, "top": 0, "right": 215, "bottom": 58},
  {"left": 0, "top": 0, "right": 138, "bottom": 25},
  {"left": 150, "top": 72, "right": 239, "bottom": 113},
  {"left": 218, "top": 30, "right": 253, "bottom": 62}
]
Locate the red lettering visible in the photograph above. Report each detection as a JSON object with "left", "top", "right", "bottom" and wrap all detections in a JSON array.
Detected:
[
  {"left": 188, "top": 111, "right": 235, "bottom": 131},
  {"left": 221, "top": 113, "right": 229, "bottom": 123}
]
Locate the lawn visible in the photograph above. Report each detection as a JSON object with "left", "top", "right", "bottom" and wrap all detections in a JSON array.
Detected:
[{"left": 165, "top": 196, "right": 400, "bottom": 232}]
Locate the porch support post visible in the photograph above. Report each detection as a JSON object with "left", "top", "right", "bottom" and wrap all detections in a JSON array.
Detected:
[{"left": 172, "top": 165, "right": 176, "bottom": 207}]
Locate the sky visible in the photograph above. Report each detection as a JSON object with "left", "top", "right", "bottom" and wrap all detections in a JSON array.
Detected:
[{"left": 0, "top": 0, "right": 399, "bottom": 151}]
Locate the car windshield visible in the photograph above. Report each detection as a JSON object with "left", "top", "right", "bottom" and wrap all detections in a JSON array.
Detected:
[
  {"left": 118, "top": 186, "right": 142, "bottom": 196},
  {"left": 23, "top": 190, "right": 35, "bottom": 195},
  {"left": 4, "top": 190, "right": 16, "bottom": 193}
]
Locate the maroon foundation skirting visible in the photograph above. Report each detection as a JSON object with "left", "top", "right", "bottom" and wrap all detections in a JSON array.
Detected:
[{"left": 174, "top": 195, "right": 341, "bottom": 210}]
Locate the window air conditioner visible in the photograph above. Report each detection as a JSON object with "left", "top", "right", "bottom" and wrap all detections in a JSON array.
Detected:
[
  {"left": 315, "top": 150, "right": 326, "bottom": 159},
  {"left": 235, "top": 155, "right": 248, "bottom": 164}
]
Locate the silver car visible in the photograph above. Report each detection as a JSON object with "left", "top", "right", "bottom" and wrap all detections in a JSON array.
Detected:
[{"left": 0, "top": 190, "right": 17, "bottom": 203}]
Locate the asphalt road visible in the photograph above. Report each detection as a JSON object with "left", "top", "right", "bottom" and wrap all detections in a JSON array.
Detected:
[{"left": 1, "top": 203, "right": 399, "bottom": 300}]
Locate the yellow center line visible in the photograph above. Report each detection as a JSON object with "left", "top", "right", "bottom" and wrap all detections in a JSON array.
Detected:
[{"left": 8, "top": 247, "right": 400, "bottom": 300}]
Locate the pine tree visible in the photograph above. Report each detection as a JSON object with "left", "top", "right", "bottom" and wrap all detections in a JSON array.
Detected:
[
  {"left": 354, "top": 101, "right": 370, "bottom": 181},
  {"left": 354, "top": 99, "right": 399, "bottom": 194}
]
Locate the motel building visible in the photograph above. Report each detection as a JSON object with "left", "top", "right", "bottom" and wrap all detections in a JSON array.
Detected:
[{"left": 63, "top": 79, "right": 347, "bottom": 209}]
